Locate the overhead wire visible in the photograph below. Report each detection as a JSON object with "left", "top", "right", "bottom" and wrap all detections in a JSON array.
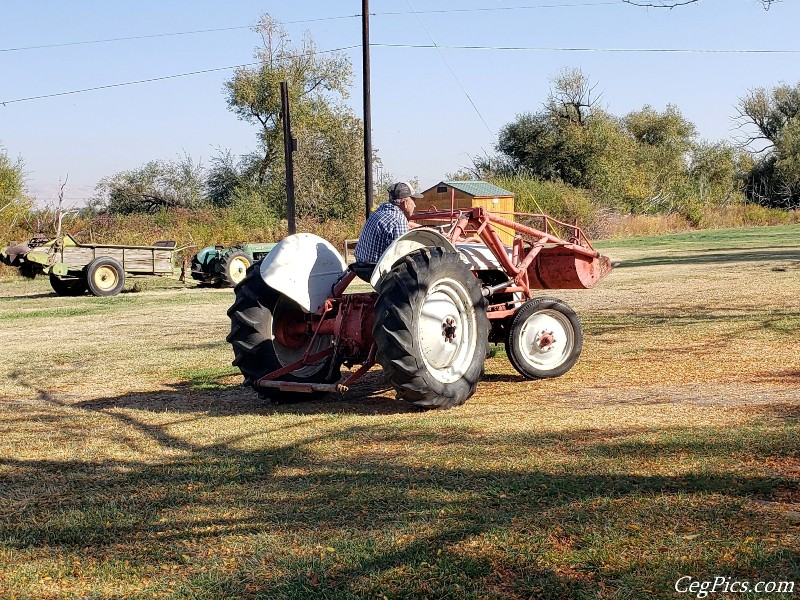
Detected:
[
  {"left": 0, "top": 45, "right": 360, "bottom": 105},
  {"left": 404, "top": 1, "right": 497, "bottom": 141},
  {"left": 373, "top": 43, "right": 800, "bottom": 54},
  {"left": 0, "top": 3, "right": 622, "bottom": 53},
  {"left": 2, "top": 2, "right": 799, "bottom": 106}
]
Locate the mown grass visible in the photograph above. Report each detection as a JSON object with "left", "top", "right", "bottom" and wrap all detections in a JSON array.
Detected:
[{"left": 0, "top": 225, "right": 798, "bottom": 599}]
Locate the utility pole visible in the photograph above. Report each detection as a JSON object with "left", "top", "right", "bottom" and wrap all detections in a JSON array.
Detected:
[
  {"left": 280, "top": 81, "right": 297, "bottom": 235},
  {"left": 362, "top": 0, "right": 373, "bottom": 219}
]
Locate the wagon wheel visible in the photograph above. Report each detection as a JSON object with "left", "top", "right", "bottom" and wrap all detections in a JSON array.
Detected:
[
  {"left": 49, "top": 272, "right": 87, "bottom": 296},
  {"left": 85, "top": 257, "right": 126, "bottom": 297},
  {"left": 226, "top": 265, "right": 339, "bottom": 401},
  {"left": 222, "top": 250, "right": 252, "bottom": 287},
  {"left": 505, "top": 297, "right": 583, "bottom": 379},
  {"left": 373, "top": 247, "right": 489, "bottom": 410}
]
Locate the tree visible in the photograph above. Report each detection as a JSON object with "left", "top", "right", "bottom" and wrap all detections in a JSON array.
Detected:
[
  {"left": 737, "top": 81, "right": 800, "bottom": 208},
  {"left": 488, "top": 70, "right": 745, "bottom": 219},
  {"left": 0, "top": 146, "right": 33, "bottom": 240},
  {"left": 93, "top": 155, "right": 206, "bottom": 214},
  {"left": 224, "top": 15, "right": 365, "bottom": 220},
  {"left": 0, "top": 145, "right": 27, "bottom": 207},
  {"left": 495, "top": 69, "right": 606, "bottom": 187}
]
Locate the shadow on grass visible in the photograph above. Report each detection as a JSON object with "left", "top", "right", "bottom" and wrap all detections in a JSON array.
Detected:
[
  {"left": 584, "top": 309, "right": 800, "bottom": 338},
  {"left": 1, "top": 409, "right": 798, "bottom": 598},
  {"left": 617, "top": 247, "right": 800, "bottom": 269},
  {"left": 59, "top": 369, "right": 415, "bottom": 417},
  {"left": 0, "top": 291, "right": 56, "bottom": 301}
]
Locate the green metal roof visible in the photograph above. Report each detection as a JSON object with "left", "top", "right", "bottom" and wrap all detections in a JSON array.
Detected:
[{"left": 439, "top": 180, "right": 514, "bottom": 197}]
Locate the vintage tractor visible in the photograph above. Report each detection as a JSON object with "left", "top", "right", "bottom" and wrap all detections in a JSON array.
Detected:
[
  {"left": 227, "top": 207, "right": 612, "bottom": 409},
  {"left": 190, "top": 243, "right": 277, "bottom": 288}
]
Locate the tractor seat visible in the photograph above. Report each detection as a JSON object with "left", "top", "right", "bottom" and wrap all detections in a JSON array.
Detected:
[
  {"left": 152, "top": 240, "right": 176, "bottom": 248},
  {"left": 348, "top": 261, "right": 375, "bottom": 283}
]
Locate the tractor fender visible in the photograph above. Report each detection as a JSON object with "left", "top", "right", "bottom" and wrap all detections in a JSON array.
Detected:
[
  {"left": 260, "top": 233, "right": 346, "bottom": 313},
  {"left": 369, "top": 228, "right": 459, "bottom": 288},
  {"left": 194, "top": 245, "right": 219, "bottom": 265}
]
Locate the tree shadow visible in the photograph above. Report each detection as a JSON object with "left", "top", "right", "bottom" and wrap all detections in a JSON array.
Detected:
[
  {"left": 1, "top": 411, "right": 798, "bottom": 598},
  {"left": 617, "top": 247, "right": 800, "bottom": 269},
  {"left": 62, "top": 369, "right": 417, "bottom": 417},
  {"left": 0, "top": 292, "right": 56, "bottom": 301}
]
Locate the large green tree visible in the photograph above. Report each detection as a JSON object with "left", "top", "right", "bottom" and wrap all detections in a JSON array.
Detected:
[
  {"left": 0, "top": 146, "right": 33, "bottom": 237},
  {"left": 489, "top": 70, "right": 745, "bottom": 219},
  {"left": 737, "top": 81, "right": 800, "bottom": 208},
  {"left": 224, "top": 15, "right": 365, "bottom": 221},
  {"left": 0, "top": 146, "right": 26, "bottom": 207},
  {"left": 93, "top": 155, "right": 206, "bottom": 214}
]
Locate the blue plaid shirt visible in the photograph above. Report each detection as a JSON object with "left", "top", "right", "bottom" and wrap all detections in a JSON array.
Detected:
[{"left": 354, "top": 202, "right": 409, "bottom": 263}]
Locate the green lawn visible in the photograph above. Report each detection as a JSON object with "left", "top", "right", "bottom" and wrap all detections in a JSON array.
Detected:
[{"left": 0, "top": 225, "right": 798, "bottom": 599}]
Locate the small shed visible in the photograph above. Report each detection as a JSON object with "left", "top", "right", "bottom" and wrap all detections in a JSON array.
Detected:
[{"left": 419, "top": 181, "right": 516, "bottom": 245}]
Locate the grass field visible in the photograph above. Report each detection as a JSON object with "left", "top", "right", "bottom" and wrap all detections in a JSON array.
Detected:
[{"left": 0, "top": 224, "right": 798, "bottom": 599}]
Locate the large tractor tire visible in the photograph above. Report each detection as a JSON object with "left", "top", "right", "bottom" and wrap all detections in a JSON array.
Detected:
[
  {"left": 226, "top": 266, "right": 339, "bottom": 400},
  {"left": 374, "top": 247, "right": 489, "bottom": 410},
  {"left": 49, "top": 273, "right": 87, "bottom": 296},
  {"left": 505, "top": 297, "right": 583, "bottom": 379},
  {"left": 85, "top": 257, "right": 125, "bottom": 297},
  {"left": 222, "top": 250, "right": 252, "bottom": 288}
]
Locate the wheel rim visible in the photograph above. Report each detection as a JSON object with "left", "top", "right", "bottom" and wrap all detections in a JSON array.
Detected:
[
  {"left": 271, "top": 295, "right": 331, "bottom": 378},
  {"left": 517, "top": 309, "right": 574, "bottom": 371},
  {"left": 417, "top": 276, "right": 477, "bottom": 384},
  {"left": 228, "top": 256, "right": 250, "bottom": 284},
  {"left": 93, "top": 266, "right": 119, "bottom": 291}
]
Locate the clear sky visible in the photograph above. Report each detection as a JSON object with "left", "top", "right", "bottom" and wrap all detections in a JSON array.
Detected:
[{"left": 2, "top": 0, "right": 799, "bottom": 208}]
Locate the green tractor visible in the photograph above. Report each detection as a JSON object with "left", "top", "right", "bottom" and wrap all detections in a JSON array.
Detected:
[{"left": 190, "top": 243, "right": 277, "bottom": 288}]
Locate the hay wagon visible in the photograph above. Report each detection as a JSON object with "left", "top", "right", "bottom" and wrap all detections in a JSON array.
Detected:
[{"left": 1, "top": 234, "right": 181, "bottom": 297}]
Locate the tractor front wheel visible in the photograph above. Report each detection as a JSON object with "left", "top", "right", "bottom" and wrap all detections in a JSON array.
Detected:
[
  {"left": 226, "top": 265, "right": 339, "bottom": 400},
  {"left": 85, "top": 257, "right": 125, "bottom": 297},
  {"left": 49, "top": 272, "right": 87, "bottom": 296},
  {"left": 222, "top": 251, "right": 252, "bottom": 287},
  {"left": 374, "top": 248, "right": 488, "bottom": 410},
  {"left": 505, "top": 297, "right": 583, "bottom": 379}
]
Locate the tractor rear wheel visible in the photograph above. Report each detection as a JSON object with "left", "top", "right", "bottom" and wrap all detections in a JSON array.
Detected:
[
  {"left": 226, "top": 265, "right": 339, "bottom": 400},
  {"left": 505, "top": 297, "right": 583, "bottom": 379},
  {"left": 222, "top": 250, "right": 252, "bottom": 287},
  {"left": 374, "top": 247, "right": 488, "bottom": 410},
  {"left": 49, "top": 272, "right": 87, "bottom": 296},
  {"left": 85, "top": 257, "right": 125, "bottom": 297}
]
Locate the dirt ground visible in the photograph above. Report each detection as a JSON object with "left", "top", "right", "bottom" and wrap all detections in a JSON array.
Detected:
[{"left": 0, "top": 229, "right": 798, "bottom": 599}]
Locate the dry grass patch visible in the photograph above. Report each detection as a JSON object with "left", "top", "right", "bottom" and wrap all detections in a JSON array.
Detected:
[{"left": 0, "top": 225, "right": 798, "bottom": 599}]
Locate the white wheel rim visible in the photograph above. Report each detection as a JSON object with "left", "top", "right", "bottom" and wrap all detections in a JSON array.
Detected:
[
  {"left": 417, "top": 276, "right": 477, "bottom": 384},
  {"left": 272, "top": 296, "right": 331, "bottom": 378},
  {"left": 229, "top": 256, "right": 250, "bottom": 284},
  {"left": 94, "top": 266, "right": 118, "bottom": 291},
  {"left": 517, "top": 309, "right": 574, "bottom": 371}
]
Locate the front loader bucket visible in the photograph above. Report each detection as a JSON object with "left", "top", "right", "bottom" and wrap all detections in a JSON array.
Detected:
[{"left": 528, "top": 248, "right": 613, "bottom": 290}]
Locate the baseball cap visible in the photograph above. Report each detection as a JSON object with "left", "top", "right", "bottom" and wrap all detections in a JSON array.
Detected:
[{"left": 388, "top": 181, "right": 424, "bottom": 202}]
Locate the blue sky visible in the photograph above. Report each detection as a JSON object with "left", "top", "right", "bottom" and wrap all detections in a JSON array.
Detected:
[{"left": 1, "top": 0, "right": 799, "bottom": 208}]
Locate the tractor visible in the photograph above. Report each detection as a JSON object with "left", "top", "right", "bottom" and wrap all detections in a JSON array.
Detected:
[
  {"left": 227, "top": 207, "right": 612, "bottom": 409},
  {"left": 190, "top": 242, "right": 277, "bottom": 287}
]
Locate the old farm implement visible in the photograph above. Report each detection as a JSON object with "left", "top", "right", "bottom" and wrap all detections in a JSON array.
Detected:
[{"left": 1, "top": 233, "right": 182, "bottom": 297}]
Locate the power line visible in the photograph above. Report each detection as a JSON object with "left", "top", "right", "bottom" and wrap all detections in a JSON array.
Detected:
[
  {"left": 4, "top": 41, "right": 797, "bottom": 106},
  {"left": 0, "top": 16, "right": 362, "bottom": 53},
  {"left": 0, "top": 3, "right": 622, "bottom": 53},
  {"left": 405, "top": 1, "right": 496, "bottom": 140},
  {"left": 374, "top": 43, "right": 800, "bottom": 54},
  {"left": 0, "top": 45, "right": 360, "bottom": 105}
]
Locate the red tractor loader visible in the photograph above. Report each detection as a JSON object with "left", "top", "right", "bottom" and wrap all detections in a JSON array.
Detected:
[{"left": 227, "top": 207, "right": 612, "bottom": 409}]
